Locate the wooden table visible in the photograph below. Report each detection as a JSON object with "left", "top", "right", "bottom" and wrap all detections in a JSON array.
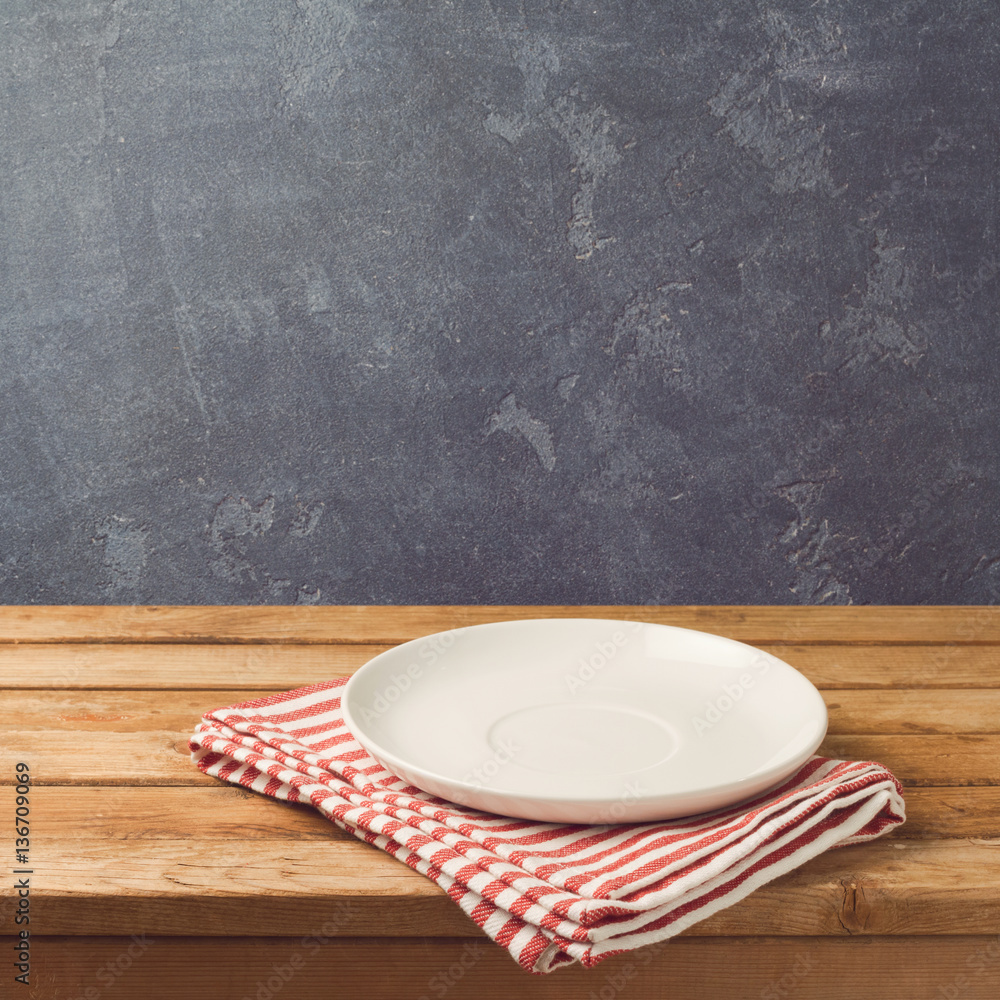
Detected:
[{"left": 2, "top": 606, "right": 999, "bottom": 999}]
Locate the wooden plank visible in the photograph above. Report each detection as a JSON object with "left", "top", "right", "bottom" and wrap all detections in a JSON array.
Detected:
[
  {"left": 5, "top": 935, "right": 999, "bottom": 1000},
  {"left": 0, "top": 689, "right": 291, "bottom": 731},
  {"left": 22, "top": 784, "right": 1000, "bottom": 842},
  {"left": 0, "top": 643, "right": 387, "bottom": 689},
  {"left": 0, "top": 605, "right": 998, "bottom": 644},
  {"left": 27, "top": 785, "right": 349, "bottom": 841},
  {"left": 2, "top": 839, "right": 998, "bottom": 938},
  {"left": 902, "top": 786, "right": 1000, "bottom": 839},
  {"left": 2, "top": 642, "right": 999, "bottom": 690},
  {"left": 769, "top": 644, "right": 1000, "bottom": 689},
  {"left": 819, "top": 735, "right": 1000, "bottom": 785},
  {"left": 0, "top": 730, "right": 208, "bottom": 784},
  {"left": 825, "top": 691, "right": 1000, "bottom": 734}
]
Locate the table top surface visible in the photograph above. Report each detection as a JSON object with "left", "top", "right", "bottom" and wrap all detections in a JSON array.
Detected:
[{"left": 2, "top": 605, "right": 999, "bottom": 940}]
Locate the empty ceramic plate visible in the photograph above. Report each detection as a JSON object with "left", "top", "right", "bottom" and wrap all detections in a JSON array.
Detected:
[{"left": 341, "top": 619, "right": 828, "bottom": 823}]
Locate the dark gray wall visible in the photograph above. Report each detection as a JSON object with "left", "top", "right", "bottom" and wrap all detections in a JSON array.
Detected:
[{"left": 1, "top": 0, "right": 997, "bottom": 605}]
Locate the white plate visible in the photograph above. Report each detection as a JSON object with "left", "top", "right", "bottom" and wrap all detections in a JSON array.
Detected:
[{"left": 342, "top": 619, "right": 828, "bottom": 823}]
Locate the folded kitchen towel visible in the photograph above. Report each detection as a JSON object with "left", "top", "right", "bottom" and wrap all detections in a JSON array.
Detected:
[{"left": 189, "top": 678, "right": 905, "bottom": 974}]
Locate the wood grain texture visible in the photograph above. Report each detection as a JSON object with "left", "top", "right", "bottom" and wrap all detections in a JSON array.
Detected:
[
  {"left": 6, "top": 935, "right": 1000, "bottom": 1000},
  {"left": 2, "top": 642, "right": 999, "bottom": 690},
  {"left": 819, "top": 735, "right": 1000, "bottom": 785},
  {"left": 772, "top": 644, "right": 1000, "bottom": 689},
  {"left": 824, "top": 690, "right": 1000, "bottom": 733},
  {"left": 1, "top": 605, "right": 998, "bottom": 643},
  {"left": 3, "top": 604, "right": 998, "bottom": 991},
  {"left": 3, "top": 839, "right": 998, "bottom": 938},
  {"left": 0, "top": 643, "right": 386, "bottom": 688}
]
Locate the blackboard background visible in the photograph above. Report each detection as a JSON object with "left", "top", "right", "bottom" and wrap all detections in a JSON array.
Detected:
[{"left": 1, "top": 0, "right": 997, "bottom": 606}]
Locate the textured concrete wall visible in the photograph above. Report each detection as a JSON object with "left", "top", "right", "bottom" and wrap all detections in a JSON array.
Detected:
[{"left": 0, "top": 0, "right": 997, "bottom": 605}]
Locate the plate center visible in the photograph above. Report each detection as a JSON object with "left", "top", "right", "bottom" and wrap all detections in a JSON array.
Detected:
[{"left": 487, "top": 703, "right": 678, "bottom": 776}]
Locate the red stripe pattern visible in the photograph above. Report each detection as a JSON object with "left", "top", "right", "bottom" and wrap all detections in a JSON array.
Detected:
[{"left": 189, "top": 679, "right": 905, "bottom": 974}]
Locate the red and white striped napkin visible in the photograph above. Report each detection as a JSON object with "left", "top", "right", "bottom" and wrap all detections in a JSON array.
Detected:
[{"left": 189, "top": 679, "right": 905, "bottom": 974}]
